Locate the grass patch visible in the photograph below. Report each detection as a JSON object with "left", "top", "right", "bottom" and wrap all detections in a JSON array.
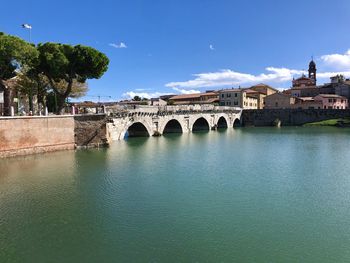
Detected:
[{"left": 304, "top": 118, "right": 350, "bottom": 127}]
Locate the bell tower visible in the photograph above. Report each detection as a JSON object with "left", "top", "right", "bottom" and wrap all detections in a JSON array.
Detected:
[{"left": 308, "top": 57, "right": 317, "bottom": 84}]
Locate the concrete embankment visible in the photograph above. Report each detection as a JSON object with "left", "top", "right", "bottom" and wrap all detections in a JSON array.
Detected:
[
  {"left": 0, "top": 114, "right": 108, "bottom": 158},
  {"left": 242, "top": 109, "right": 350, "bottom": 126}
]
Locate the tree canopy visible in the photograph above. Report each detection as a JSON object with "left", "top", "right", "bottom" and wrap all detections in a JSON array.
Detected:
[
  {"left": 0, "top": 32, "right": 38, "bottom": 81},
  {"left": 0, "top": 32, "right": 109, "bottom": 114},
  {"left": 36, "top": 43, "right": 109, "bottom": 113}
]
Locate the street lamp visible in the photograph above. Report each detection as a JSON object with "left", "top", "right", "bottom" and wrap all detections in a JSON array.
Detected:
[{"left": 21, "top": 24, "right": 32, "bottom": 42}]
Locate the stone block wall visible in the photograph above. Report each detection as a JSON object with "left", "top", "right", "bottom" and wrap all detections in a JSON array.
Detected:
[
  {"left": 74, "top": 114, "right": 108, "bottom": 148},
  {"left": 242, "top": 109, "right": 350, "bottom": 126}
]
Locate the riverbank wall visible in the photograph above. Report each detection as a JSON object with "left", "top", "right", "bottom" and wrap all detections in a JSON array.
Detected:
[
  {"left": 0, "top": 116, "right": 75, "bottom": 158},
  {"left": 0, "top": 114, "right": 108, "bottom": 158},
  {"left": 242, "top": 109, "right": 350, "bottom": 126},
  {"left": 74, "top": 114, "right": 108, "bottom": 148}
]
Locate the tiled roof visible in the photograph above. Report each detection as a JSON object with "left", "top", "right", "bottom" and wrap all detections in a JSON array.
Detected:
[
  {"left": 219, "top": 88, "right": 244, "bottom": 93},
  {"left": 170, "top": 92, "right": 218, "bottom": 100},
  {"left": 316, "top": 94, "right": 347, "bottom": 99},
  {"left": 244, "top": 89, "right": 259, "bottom": 93},
  {"left": 266, "top": 92, "right": 291, "bottom": 98},
  {"left": 170, "top": 93, "right": 201, "bottom": 100},
  {"left": 249, "top": 83, "right": 279, "bottom": 92}
]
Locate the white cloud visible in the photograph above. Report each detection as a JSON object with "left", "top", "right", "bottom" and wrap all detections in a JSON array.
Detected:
[
  {"left": 165, "top": 65, "right": 350, "bottom": 90},
  {"left": 172, "top": 88, "right": 201, "bottom": 94},
  {"left": 122, "top": 91, "right": 169, "bottom": 99},
  {"left": 209, "top": 44, "right": 215, "bottom": 50},
  {"left": 123, "top": 87, "right": 202, "bottom": 100},
  {"left": 317, "top": 71, "right": 350, "bottom": 78},
  {"left": 109, "top": 42, "right": 127, "bottom": 49},
  {"left": 165, "top": 67, "right": 306, "bottom": 89},
  {"left": 321, "top": 49, "right": 350, "bottom": 70}
]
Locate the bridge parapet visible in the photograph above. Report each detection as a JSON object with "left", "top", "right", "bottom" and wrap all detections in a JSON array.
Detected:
[{"left": 105, "top": 104, "right": 241, "bottom": 116}]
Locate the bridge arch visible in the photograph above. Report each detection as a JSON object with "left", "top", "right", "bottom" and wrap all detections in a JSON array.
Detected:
[
  {"left": 217, "top": 116, "right": 229, "bottom": 128},
  {"left": 125, "top": 121, "right": 152, "bottom": 138},
  {"left": 162, "top": 119, "right": 184, "bottom": 134},
  {"left": 192, "top": 117, "right": 210, "bottom": 132},
  {"left": 233, "top": 118, "right": 241, "bottom": 128}
]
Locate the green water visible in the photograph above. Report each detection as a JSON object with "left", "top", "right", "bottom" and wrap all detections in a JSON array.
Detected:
[{"left": 1, "top": 127, "right": 350, "bottom": 262}]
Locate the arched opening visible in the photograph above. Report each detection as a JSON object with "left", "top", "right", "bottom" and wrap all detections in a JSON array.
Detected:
[
  {"left": 233, "top": 118, "right": 241, "bottom": 128},
  {"left": 125, "top": 122, "right": 150, "bottom": 138},
  {"left": 163, "top": 119, "right": 183, "bottom": 134},
  {"left": 192, "top": 117, "right": 210, "bottom": 132},
  {"left": 217, "top": 116, "right": 228, "bottom": 129}
]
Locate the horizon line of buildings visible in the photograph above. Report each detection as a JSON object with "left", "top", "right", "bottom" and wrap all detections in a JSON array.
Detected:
[
  {"left": 2, "top": 59, "right": 349, "bottom": 116},
  {"left": 128, "top": 58, "right": 349, "bottom": 110}
]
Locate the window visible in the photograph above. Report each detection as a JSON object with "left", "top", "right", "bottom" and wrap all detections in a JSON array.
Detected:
[
  {"left": 227, "top": 93, "right": 231, "bottom": 98},
  {"left": 235, "top": 93, "right": 238, "bottom": 97},
  {"left": 221, "top": 94, "right": 224, "bottom": 98},
  {"left": 275, "top": 102, "right": 278, "bottom": 107},
  {"left": 328, "top": 99, "right": 332, "bottom": 103},
  {"left": 234, "top": 101, "right": 238, "bottom": 106}
]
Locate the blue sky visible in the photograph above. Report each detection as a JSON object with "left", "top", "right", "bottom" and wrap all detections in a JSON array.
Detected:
[{"left": 1, "top": 0, "right": 350, "bottom": 101}]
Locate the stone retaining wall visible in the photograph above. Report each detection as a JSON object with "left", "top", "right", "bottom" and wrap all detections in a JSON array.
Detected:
[
  {"left": 0, "top": 116, "right": 75, "bottom": 158},
  {"left": 74, "top": 114, "right": 108, "bottom": 148},
  {"left": 242, "top": 109, "right": 350, "bottom": 126}
]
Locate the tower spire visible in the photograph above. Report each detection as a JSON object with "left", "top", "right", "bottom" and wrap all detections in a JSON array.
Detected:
[{"left": 308, "top": 57, "right": 317, "bottom": 84}]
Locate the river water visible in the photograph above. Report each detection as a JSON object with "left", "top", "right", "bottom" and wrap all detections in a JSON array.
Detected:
[{"left": 1, "top": 127, "right": 350, "bottom": 262}]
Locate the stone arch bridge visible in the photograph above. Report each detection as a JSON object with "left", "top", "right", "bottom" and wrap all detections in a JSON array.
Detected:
[{"left": 106, "top": 106, "right": 242, "bottom": 140}]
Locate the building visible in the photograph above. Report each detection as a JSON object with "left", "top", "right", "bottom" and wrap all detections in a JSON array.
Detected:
[
  {"left": 219, "top": 88, "right": 258, "bottom": 109},
  {"left": 243, "top": 89, "right": 265, "bottom": 109},
  {"left": 292, "top": 59, "right": 317, "bottom": 88},
  {"left": 149, "top": 98, "right": 167, "bottom": 106},
  {"left": 246, "top": 84, "right": 278, "bottom": 109},
  {"left": 0, "top": 79, "right": 17, "bottom": 116},
  {"left": 290, "top": 59, "right": 337, "bottom": 98},
  {"left": 327, "top": 75, "right": 350, "bottom": 100},
  {"left": 292, "top": 97, "right": 322, "bottom": 109},
  {"left": 264, "top": 92, "right": 296, "bottom": 109},
  {"left": 249, "top": 83, "right": 278, "bottom": 96},
  {"left": 313, "top": 94, "right": 348, "bottom": 109},
  {"left": 159, "top": 94, "right": 176, "bottom": 102},
  {"left": 169, "top": 91, "right": 219, "bottom": 105}
]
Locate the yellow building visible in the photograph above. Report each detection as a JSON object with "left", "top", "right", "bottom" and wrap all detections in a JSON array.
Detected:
[
  {"left": 248, "top": 84, "right": 278, "bottom": 109},
  {"left": 219, "top": 88, "right": 258, "bottom": 109}
]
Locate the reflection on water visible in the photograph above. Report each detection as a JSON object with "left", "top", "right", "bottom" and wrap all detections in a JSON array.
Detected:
[{"left": 1, "top": 127, "right": 350, "bottom": 262}]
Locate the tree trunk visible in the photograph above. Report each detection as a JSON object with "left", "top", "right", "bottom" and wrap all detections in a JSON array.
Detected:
[
  {"left": 49, "top": 77, "right": 72, "bottom": 115},
  {"left": 55, "top": 93, "right": 66, "bottom": 115},
  {"left": 1, "top": 80, "right": 13, "bottom": 116}
]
